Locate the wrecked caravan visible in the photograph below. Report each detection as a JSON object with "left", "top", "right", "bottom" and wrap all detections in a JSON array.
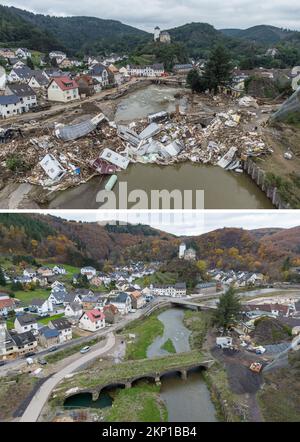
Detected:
[
  {"left": 39, "top": 154, "right": 66, "bottom": 180},
  {"left": 148, "top": 111, "right": 169, "bottom": 123},
  {"left": 117, "top": 125, "right": 141, "bottom": 147},
  {"left": 100, "top": 148, "right": 130, "bottom": 170},
  {"left": 55, "top": 113, "right": 107, "bottom": 141}
]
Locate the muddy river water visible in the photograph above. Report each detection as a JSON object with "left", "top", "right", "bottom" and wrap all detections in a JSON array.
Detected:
[{"left": 49, "top": 85, "right": 273, "bottom": 209}]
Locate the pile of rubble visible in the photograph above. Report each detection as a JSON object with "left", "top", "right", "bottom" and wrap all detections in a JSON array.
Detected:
[{"left": 0, "top": 99, "right": 273, "bottom": 191}]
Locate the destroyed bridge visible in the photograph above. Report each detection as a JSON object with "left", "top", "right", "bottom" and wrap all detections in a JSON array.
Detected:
[{"left": 55, "top": 351, "right": 214, "bottom": 403}]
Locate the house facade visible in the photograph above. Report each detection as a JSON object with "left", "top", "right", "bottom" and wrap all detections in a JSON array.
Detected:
[
  {"left": 79, "top": 309, "right": 106, "bottom": 332},
  {"left": 65, "top": 302, "right": 83, "bottom": 320},
  {"left": 109, "top": 292, "right": 132, "bottom": 315},
  {"left": 14, "top": 314, "right": 39, "bottom": 335},
  {"left": 151, "top": 283, "right": 187, "bottom": 298},
  {"left": 49, "top": 318, "right": 72, "bottom": 343},
  {"left": 6, "top": 84, "right": 37, "bottom": 111},
  {"left": 47, "top": 77, "right": 80, "bottom": 103},
  {"left": 0, "top": 95, "right": 21, "bottom": 118}
]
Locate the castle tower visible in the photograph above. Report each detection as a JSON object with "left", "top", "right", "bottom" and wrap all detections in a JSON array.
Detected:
[
  {"left": 154, "top": 26, "right": 161, "bottom": 42},
  {"left": 179, "top": 242, "right": 186, "bottom": 259}
]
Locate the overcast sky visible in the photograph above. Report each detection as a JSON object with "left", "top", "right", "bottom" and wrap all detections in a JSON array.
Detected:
[
  {"left": 36, "top": 210, "right": 300, "bottom": 236},
  {"left": 2, "top": 0, "right": 300, "bottom": 32}
]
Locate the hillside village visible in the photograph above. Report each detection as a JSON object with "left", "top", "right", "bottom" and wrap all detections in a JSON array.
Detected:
[{"left": 1, "top": 236, "right": 300, "bottom": 363}]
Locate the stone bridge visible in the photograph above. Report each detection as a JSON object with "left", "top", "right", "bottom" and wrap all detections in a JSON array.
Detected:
[
  {"left": 60, "top": 351, "right": 214, "bottom": 403},
  {"left": 144, "top": 298, "right": 216, "bottom": 317},
  {"left": 66, "top": 361, "right": 213, "bottom": 401}
]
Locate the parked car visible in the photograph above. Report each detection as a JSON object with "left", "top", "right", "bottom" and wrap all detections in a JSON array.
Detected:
[
  {"left": 48, "top": 346, "right": 58, "bottom": 352},
  {"left": 26, "top": 352, "right": 36, "bottom": 357},
  {"left": 0, "top": 361, "right": 6, "bottom": 367},
  {"left": 80, "top": 346, "right": 90, "bottom": 354},
  {"left": 38, "top": 358, "right": 47, "bottom": 365}
]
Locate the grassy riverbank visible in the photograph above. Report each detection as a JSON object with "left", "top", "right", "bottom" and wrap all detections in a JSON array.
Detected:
[
  {"left": 183, "top": 309, "right": 244, "bottom": 421},
  {"left": 257, "top": 350, "right": 300, "bottom": 422},
  {"left": 104, "top": 383, "right": 168, "bottom": 422},
  {"left": 183, "top": 310, "right": 213, "bottom": 349},
  {"left": 122, "top": 311, "right": 164, "bottom": 360},
  {"left": 45, "top": 337, "right": 103, "bottom": 364}
]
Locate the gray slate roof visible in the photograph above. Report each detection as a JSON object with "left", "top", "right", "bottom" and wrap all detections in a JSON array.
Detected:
[{"left": 0, "top": 95, "right": 20, "bottom": 105}]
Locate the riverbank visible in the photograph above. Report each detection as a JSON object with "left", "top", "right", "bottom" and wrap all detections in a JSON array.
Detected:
[{"left": 183, "top": 309, "right": 250, "bottom": 421}]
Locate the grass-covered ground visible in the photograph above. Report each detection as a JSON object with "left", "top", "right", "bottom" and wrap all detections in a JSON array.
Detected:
[
  {"left": 0, "top": 373, "right": 38, "bottom": 421},
  {"left": 122, "top": 312, "right": 164, "bottom": 360},
  {"left": 45, "top": 337, "right": 103, "bottom": 364},
  {"left": 135, "top": 272, "right": 177, "bottom": 288},
  {"left": 161, "top": 338, "right": 176, "bottom": 354},
  {"left": 183, "top": 310, "right": 213, "bottom": 350},
  {"left": 54, "top": 350, "right": 204, "bottom": 402},
  {"left": 37, "top": 313, "right": 64, "bottom": 325},
  {"left": 258, "top": 350, "right": 300, "bottom": 422},
  {"left": 13, "top": 288, "right": 51, "bottom": 304},
  {"left": 104, "top": 383, "right": 168, "bottom": 422}
]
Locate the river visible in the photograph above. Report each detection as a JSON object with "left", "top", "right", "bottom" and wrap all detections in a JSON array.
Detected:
[
  {"left": 48, "top": 85, "right": 273, "bottom": 209},
  {"left": 64, "top": 308, "right": 217, "bottom": 422},
  {"left": 147, "top": 309, "right": 217, "bottom": 422}
]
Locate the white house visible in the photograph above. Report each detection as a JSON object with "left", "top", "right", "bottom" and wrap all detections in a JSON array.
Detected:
[
  {"left": 49, "top": 317, "right": 72, "bottom": 343},
  {"left": 47, "top": 77, "right": 80, "bottom": 103},
  {"left": 151, "top": 283, "right": 186, "bottom": 298},
  {"left": 7, "top": 66, "right": 33, "bottom": 83},
  {"left": 89, "top": 63, "right": 109, "bottom": 87},
  {"left": 127, "top": 64, "right": 164, "bottom": 77},
  {"left": 0, "top": 95, "right": 22, "bottom": 118},
  {"left": 51, "top": 281, "right": 66, "bottom": 292},
  {"left": 65, "top": 302, "right": 83, "bottom": 320},
  {"left": 79, "top": 309, "right": 106, "bottom": 332},
  {"left": 48, "top": 291, "right": 66, "bottom": 306},
  {"left": 14, "top": 314, "right": 39, "bottom": 335},
  {"left": 39, "top": 154, "right": 66, "bottom": 181},
  {"left": 80, "top": 266, "right": 97, "bottom": 280},
  {"left": 23, "top": 268, "right": 36, "bottom": 278},
  {"left": 49, "top": 51, "right": 67, "bottom": 64},
  {"left": 30, "top": 298, "right": 53, "bottom": 315},
  {"left": 53, "top": 265, "right": 66, "bottom": 275},
  {"left": 6, "top": 83, "right": 37, "bottom": 112},
  {"left": 16, "top": 48, "right": 32, "bottom": 59},
  {"left": 28, "top": 71, "right": 49, "bottom": 89},
  {"left": 109, "top": 292, "right": 132, "bottom": 315}
]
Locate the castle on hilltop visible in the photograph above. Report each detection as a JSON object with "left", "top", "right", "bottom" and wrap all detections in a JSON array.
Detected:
[{"left": 154, "top": 26, "right": 171, "bottom": 44}]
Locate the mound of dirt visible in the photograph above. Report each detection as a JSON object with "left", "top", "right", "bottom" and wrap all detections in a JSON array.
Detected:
[{"left": 251, "top": 317, "right": 292, "bottom": 345}]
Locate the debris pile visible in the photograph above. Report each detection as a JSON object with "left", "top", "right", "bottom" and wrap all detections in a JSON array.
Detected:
[{"left": 0, "top": 95, "right": 273, "bottom": 192}]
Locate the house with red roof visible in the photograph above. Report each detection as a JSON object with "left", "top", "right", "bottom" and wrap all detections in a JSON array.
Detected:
[
  {"left": 47, "top": 76, "right": 80, "bottom": 103},
  {"left": 79, "top": 309, "right": 105, "bottom": 332},
  {"left": 0, "top": 295, "right": 15, "bottom": 316}
]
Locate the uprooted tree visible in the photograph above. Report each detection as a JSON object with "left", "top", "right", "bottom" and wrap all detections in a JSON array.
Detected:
[{"left": 213, "top": 287, "right": 241, "bottom": 329}]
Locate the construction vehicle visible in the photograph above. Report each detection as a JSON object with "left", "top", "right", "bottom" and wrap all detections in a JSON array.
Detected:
[
  {"left": 216, "top": 336, "right": 233, "bottom": 349},
  {"left": 249, "top": 362, "right": 263, "bottom": 373}
]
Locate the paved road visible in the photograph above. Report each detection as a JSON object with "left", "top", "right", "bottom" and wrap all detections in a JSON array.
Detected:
[{"left": 20, "top": 332, "right": 116, "bottom": 422}]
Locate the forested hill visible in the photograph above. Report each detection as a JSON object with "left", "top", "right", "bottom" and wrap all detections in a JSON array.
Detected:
[
  {"left": 0, "top": 5, "right": 150, "bottom": 55},
  {"left": 220, "top": 25, "right": 298, "bottom": 44},
  {"left": 0, "top": 5, "right": 64, "bottom": 52},
  {"left": 0, "top": 214, "right": 299, "bottom": 280},
  {"left": 1, "top": 5, "right": 300, "bottom": 63}
]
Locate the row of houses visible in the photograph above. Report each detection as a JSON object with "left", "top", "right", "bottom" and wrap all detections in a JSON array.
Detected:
[
  {"left": 0, "top": 315, "right": 73, "bottom": 360},
  {"left": 209, "top": 269, "right": 265, "bottom": 287}
]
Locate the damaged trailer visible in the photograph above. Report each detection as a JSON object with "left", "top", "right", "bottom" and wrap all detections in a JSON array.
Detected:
[
  {"left": 39, "top": 154, "right": 66, "bottom": 181},
  {"left": 100, "top": 148, "right": 130, "bottom": 170},
  {"left": 55, "top": 113, "right": 107, "bottom": 141}
]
